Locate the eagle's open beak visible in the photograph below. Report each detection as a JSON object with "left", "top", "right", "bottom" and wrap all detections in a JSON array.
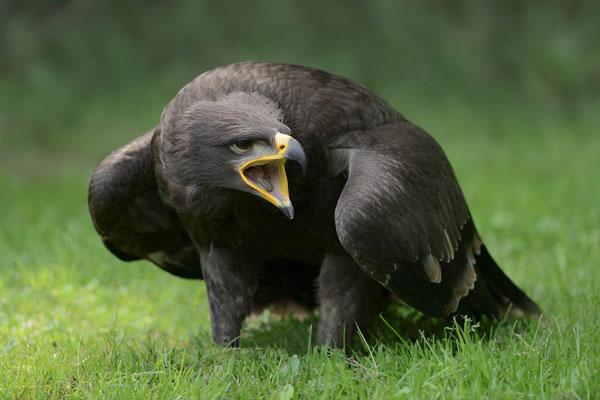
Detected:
[{"left": 238, "top": 133, "right": 307, "bottom": 219}]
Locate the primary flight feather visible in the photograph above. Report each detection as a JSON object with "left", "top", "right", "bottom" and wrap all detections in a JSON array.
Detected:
[{"left": 89, "top": 62, "right": 540, "bottom": 347}]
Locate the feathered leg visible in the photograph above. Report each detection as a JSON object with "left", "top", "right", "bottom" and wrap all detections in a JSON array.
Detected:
[
  {"left": 317, "top": 254, "right": 383, "bottom": 348},
  {"left": 199, "top": 245, "right": 260, "bottom": 346}
]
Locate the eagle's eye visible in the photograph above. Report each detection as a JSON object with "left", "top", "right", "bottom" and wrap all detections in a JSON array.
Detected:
[{"left": 232, "top": 140, "right": 254, "bottom": 153}]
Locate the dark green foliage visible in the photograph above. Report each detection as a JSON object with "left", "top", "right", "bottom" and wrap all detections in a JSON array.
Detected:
[
  {"left": 1, "top": 1, "right": 599, "bottom": 171},
  {"left": 1, "top": 2, "right": 598, "bottom": 397}
]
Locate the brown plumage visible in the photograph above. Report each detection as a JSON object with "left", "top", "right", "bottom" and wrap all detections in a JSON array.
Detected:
[{"left": 88, "top": 62, "right": 540, "bottom": 347}]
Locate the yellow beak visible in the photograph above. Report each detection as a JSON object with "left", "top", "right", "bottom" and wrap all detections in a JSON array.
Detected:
[{"left": 238, "top": 133, "right": 307, "bottom": 219}]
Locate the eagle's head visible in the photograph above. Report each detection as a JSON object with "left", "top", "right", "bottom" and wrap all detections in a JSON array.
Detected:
[{"left": 155, "top": 92, "right": 307, "bottom": 219}]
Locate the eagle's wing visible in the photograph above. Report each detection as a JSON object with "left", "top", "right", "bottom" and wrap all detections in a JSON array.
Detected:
[
  {"left": 333, "top": 121, "right": 539, "bottom": 317},
  {"left": 88, "top": 131, "right": 201, "bottom": 278}
]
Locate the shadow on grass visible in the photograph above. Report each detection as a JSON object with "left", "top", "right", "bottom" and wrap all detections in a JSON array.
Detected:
[
  {"left": 238, "top": 302, "right": 538, "bottom": 356},
  {"left": 241, "top": 312, "right": 320, "bottom": 355}
]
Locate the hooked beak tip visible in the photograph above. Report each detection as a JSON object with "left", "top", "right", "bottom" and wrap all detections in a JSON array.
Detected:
[
  {"left": 282, "top": 137, "right": 307, "bottom": 176},
  {"left": 280, "top": 203, "right": 294, "bottom": 219}
]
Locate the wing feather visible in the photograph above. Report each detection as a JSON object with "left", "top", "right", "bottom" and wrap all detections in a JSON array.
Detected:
[
  {"left": 334, "top": 122, "right": 476, "bottom": 316},
  {"left": 88, "top": 131, "right": 201, "bottom": 278}
]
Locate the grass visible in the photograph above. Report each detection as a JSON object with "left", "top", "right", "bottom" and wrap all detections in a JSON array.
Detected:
[
  {"left": 1, "top": 112, "right": 599, "bottom": 398},
  {"left": 2, "top": 3, "right": 599, "bottom": 397}
]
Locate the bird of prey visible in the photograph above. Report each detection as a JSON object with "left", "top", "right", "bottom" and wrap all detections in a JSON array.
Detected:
[{"left": 89, "top": 62, "right": 540, "bottom": 347}]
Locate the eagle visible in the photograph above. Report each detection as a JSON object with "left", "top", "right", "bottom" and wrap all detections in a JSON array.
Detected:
[{"left": 88, "top": 62, "right": 540, "bottom": 347}]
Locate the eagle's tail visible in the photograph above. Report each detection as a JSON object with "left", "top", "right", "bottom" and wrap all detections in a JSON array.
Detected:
[{"left": 460, "top": 244, "right": 541, "bottom": 318}]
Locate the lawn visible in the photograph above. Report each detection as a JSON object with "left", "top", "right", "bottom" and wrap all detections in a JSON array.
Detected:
[{"left": 1, "top": 110, "right": 599, "bottom": 398}]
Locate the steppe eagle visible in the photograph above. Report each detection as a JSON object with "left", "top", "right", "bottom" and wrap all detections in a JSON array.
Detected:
[{"left": 88, "top": 62, "right": 540, "bottom": 347}]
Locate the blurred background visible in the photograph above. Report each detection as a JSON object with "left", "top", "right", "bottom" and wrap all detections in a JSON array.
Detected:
[
  {"left": 1, "top": 2, "right": 600, "bottom": 383},
  {"left": 1, "top": 0, "right": 598, "bottom": 175}
]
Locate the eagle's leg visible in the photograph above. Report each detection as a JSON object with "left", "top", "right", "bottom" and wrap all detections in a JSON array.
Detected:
[
  {"left": 199, "top": 246, "right": 260, "bottom": 347},
  {"left": 316, "top": 253, "right": 383, "bottom": 348}
]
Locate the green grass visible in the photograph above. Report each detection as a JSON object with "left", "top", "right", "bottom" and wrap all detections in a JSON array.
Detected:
[
  {"left": 2, "top": 2, "right": 600, "bottom": 397},
  {"left": 1, "top": 118, "right": 599, "bottom": 398}
]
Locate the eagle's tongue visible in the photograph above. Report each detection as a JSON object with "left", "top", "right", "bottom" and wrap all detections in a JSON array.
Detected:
[
  {"left": 257, "top": 174, "right": 273, "bottom": 192},
  {"left": 245, "top": 165, "right": 273, "bottom": 192},
  {"left": 240, "top": 160, "right": 293, "bottom": 218}
]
